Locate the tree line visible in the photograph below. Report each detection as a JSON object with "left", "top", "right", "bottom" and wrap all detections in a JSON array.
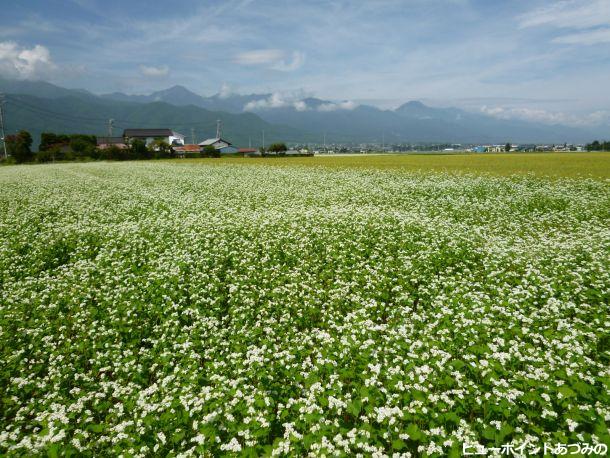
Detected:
[
  {"left": 585, "top": 140, "right": 610, "bottom": 152},
  {"left": 1, "top": 130, "right": 217, "bottom": 164}
]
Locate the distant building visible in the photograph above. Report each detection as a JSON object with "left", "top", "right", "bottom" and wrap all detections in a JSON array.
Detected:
[
  {"left": 199, "top": 137, "right": 239, "bottom": 154},
  {"left": 237, "top": 148, "right": 260, "bottom": 157},
  {"left": 123, "top": 129, "right": 185, "bottom": 146},
  {"left": 174, "top": 144, "right": 201, "bottom": 157},
  {"left": 472, "top": 146, "right": 486, "bottom": 153},
  {"left": 97, "top": 136, "right": 128, "bottom": 150}
]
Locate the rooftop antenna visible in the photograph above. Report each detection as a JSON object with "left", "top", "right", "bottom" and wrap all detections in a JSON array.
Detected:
[
  {"left": 216, "top": 119, "right": 222, "bottom": 139},
  {"left": 108, "top": 119, "right": 114, "bottom": 138},
  {"left": 0, "top": 94, "right": 7, "bottom": 159}
]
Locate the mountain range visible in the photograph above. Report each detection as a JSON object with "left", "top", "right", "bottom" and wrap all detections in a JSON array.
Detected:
[{"left": 1, "top": 77, "right": 604, "bottom": 149}]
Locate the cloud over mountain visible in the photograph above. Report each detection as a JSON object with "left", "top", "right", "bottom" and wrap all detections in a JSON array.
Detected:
[{"left": 0, "top": 41, "right": 55, "bottom": 79}]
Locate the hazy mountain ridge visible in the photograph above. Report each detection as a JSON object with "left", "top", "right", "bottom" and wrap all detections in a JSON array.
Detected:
[
  {"left": 1, "top": 90, "right": 306, "bottom": 149},
  {"left": 1, "top": 78, "right": 603, "bottom": 144}
]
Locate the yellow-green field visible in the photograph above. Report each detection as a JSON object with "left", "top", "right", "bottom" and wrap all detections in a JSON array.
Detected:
[{"left": 181, "top": 152, "right": 610, "bottom": 179}]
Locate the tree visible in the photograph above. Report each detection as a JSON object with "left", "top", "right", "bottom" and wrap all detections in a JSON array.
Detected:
[
  {"left": 6, "top": 130, "right": 34, "bottom": 163},
  {"left": 268, "top": 143, "right": 288, "bottom": 154},
  {"left": 586, "top": 140, "right": 601, "bottom": 151},
  {"left": 98, "top": 145, "right": 123, "bottom": 161},
  {"left": 70, "top": 138, "right": 94, "bottom": 158},
  {"left": 202, "top": 145, "right": 219, "bottom": 158},
  {"left": 505, "top": 142, "right": 511, "bottom": 152},
  {"left": 150, "top": 139, "right": 174, "bottom": 159},
  {"left": 129, "top": 139, "right": 150, "bottom": 160}
]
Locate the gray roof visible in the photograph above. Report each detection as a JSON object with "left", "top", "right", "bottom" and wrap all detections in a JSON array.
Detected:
[
  {"left": 199, "top": 137, "right": 232, "bottom": 147},
  {"left": 123, "top": 129, "right": 181, "bottom": 138}
]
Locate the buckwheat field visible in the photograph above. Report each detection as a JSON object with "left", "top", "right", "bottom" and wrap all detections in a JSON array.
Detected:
[{"left": 0, "top": 159, "right": 608, "bottom": 457}]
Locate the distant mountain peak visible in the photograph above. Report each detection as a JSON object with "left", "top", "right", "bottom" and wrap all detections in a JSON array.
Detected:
[{"left": 396, "top": 100, "right": 429, "bottom": 112}]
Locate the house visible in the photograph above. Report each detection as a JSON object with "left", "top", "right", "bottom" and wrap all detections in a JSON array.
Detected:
[
  {"left": 123, "top": 129, "right": 185, "bottom": 146},
  {"left": 96, "top": 137, "right": 128, "bottom": 150},
  {"left": 199, "top": 137, "right": 239, "bottom": 154}
]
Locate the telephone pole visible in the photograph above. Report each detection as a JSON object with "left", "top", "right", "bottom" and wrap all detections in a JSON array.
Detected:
[
  {"left": 191, "top": 128, "right": 196, "bottom": 144},
  {"left": 216, "top": 119, "right": 222, "bottom": 139},
  {"left": 0, "top": 94, "right": 7, "bottom": 159},
  {"left": 262, "top": 130, "right": 265, "bottom": 150},
  {"left": 107, "top": 119, "right": 114, "bottom": 138}
]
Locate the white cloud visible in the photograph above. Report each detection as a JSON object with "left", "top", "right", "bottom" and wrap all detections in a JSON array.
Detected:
[
  {"left": 553, "top": 28, "right": 610, "bottom": 45},
  {"left": 234, "top": 49, "right": 285, "bottom": 65},
  {"left": 218, "top": 82, "right": 235, "bottom": 98},
  {"left": 234, "top": 49, "right": 305, "bottom": 71},
  {"left": 519, "top": 0, "right": 610, "bottom": 29},
  {"left": 480, "top": 105, "right": 610, "bottom": 127},
  {"left": 0, "top": 41, "right": 55, "bottom": 79},
  {"left": 244, "top": 92, "right": 310, "bottom": 111},
  {"left": 139, "top": 64, "right": 169, "bottom": 77},
  {"left": 318, "top": 100, "right": 358, "bottom": 112}
]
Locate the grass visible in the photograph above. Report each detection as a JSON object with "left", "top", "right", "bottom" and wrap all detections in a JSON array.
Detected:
[{"left": 180, "top": 152, "right": 610, "bottom": 179}]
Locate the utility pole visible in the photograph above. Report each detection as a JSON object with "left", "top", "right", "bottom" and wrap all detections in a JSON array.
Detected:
[
  {"left": 191, "top": 128, "right": 196, "bottom": 145},
  {"left": 107, "top": 119, "right": 114, "bottom": 138},
  {"left": 0, "top": 94, "right": 7, "bottom": 159},
  {"left": 323, "top": 132, "right": 326, "bottom": 152},
  {"left": 382, "top": 131, "right": 385, "bottom": 151},
  {"left": 262, "top": 130, "right": 265, "bottom": 150},
  {"left": 216, "top": 119, "right": 222, "bottom": 139},
  {"left": 249, "top": 136, "right": 251, "bottom": 148}
]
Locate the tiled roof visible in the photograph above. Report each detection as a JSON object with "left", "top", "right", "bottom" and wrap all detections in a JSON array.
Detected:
[{"left": 174, "top": 144, "right": 200, "bottom": 152}]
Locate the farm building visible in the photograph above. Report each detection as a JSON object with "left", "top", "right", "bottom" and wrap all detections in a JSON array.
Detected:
[
  {"left": 199, "top": 137, "right": 239, "bottom": 154},
  {"left": 123, "top": 129, "right": 185, "bottom": 146},
  {"left": 174, "top": 144, "right": 201, "bottom": 157}
]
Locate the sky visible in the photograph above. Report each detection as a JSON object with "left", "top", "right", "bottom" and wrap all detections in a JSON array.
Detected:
[{"left": 1, "top": 0, "right": 610, "bottom": 127}]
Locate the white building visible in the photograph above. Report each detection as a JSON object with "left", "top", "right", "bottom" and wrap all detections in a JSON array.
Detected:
[{"left": 123, "top": 129, "right": 185, "bottom": 146}]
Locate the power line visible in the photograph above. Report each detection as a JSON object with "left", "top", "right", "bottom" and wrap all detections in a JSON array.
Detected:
[{"left": 4, "top": 95, "right": 223, "bottom": 130}]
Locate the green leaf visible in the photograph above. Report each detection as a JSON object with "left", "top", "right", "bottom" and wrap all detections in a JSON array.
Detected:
[
  {"left": 89, "top": 424, "right": 104, "bottom": 433},
  {"left": 347, "top": 400, "right": 362, "bottom": 417},
  {"left": 558, "top": 386, "right": 576, "bottom": 398},
  {"left": 406, "top": 423, "right": 422, "bottom": 441},
  {"left": 392, "top": 439, "right": 405, "bottom": 450}
]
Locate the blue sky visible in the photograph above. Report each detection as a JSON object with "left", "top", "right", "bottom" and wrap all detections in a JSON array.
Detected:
[{"left": 1, "top": 0, "right": 610, "bottom": 126}]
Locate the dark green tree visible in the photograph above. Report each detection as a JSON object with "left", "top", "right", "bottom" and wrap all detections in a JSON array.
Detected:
[
  {"left": 6, "top": 130, "right": 34, "bottom": 163},
  {"left": 268, "top": 143, "right": 288, "bottom": 153},
  {"left": 129, "top": 139, "right": 150, "bottom": 160},
  {"left": 505, "top": 142, "right": 511, "bottom": 152},
  {"left": 202, "top": 145, "right": 218, "bottom": 158}
]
